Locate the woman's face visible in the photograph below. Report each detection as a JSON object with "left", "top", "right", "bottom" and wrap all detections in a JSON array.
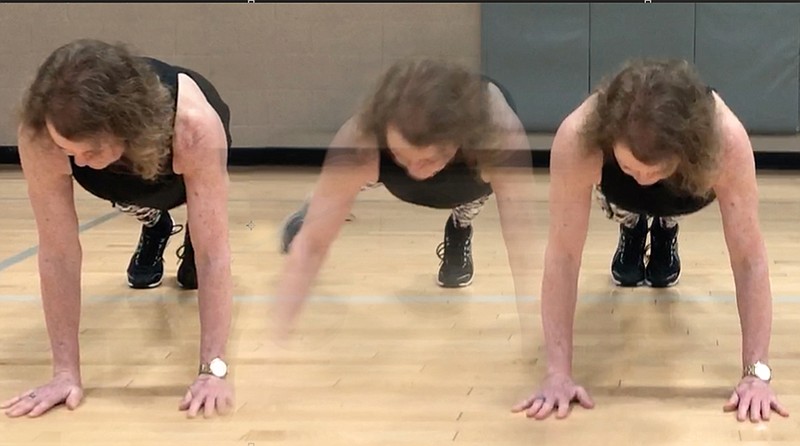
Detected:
[
  {"left": 46, "top": 120, "right": 125, "bottom": 169},
  {"left": 613, "top": 141, "right": 678, "bottom": 186},
  {"left": 385, "top": 123, "right": 458, "bottom": 180}
]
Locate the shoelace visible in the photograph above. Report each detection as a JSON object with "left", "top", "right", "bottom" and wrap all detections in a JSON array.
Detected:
[
  {"left": 134, "top": 224, "right": 183, "bottom": 267},
  {"left": 617, "top": 231, "right": 629, "bottom": 263},
  {"left": 174, "top": 225, "right": 194, "bottom": 262},
  {"left": 176, "top": 242, "right": 192, "bottom": 263},
  {"left": 617, "top": 222, "right": 647, "bottom": 264},
  {"left": 436, "top": 237, "right": 471, "bottom": 267},
  {"left": 648, "top": 234, "right": 677, "bottom": 267},
  {"left": 617, "top": 231, "right": 645, "bottom": 265},
  {"left": 617, "top": 222, "right": 676, "bottom": 267}
]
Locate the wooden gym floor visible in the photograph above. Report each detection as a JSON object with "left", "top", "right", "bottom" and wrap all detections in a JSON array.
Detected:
[{"left": 0, "top": 165, "right": 799, "bottom": 445}]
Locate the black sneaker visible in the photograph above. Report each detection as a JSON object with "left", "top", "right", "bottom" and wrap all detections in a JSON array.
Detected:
[
  {"left": 279, "top": 200, "right": 309, "bottom": 254},
  {"left": 278, "top": 199, "right": 355, "bottom": 254},
  {"left": 646, "top": 218, "right": 681, "bottom": 288},
  {"left": 611, "top": 215, "right": 648, "bottom": 287},
  {"left": 127, "top": 212, "right": 182, "bottom": 289},
  {"left": 436, "top": 215, "right": 474, "bottom": 288},
  {"left": 176, "top": 223, "right": 197, "bottom": 290}
]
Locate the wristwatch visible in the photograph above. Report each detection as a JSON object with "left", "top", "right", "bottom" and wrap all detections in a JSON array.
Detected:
[
  {"left": 199, "top": 357, "right": 229, "bottom": 379},
  {"left": 743, "top": 361, "right": 771, "bottom": 382}
]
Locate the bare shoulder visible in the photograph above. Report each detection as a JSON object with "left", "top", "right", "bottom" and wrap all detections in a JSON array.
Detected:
[
  {"left": 17, "top": 125, "right": 71, "bottom": 177},
  {"left": 551, "top": 94, "right": 602, "bottom": 171},
  {"left": 329, "top": 115, "right": 379, "bottom": 163},
  {"left": 486, "top": 83, "right": 520, "bottom": 130},
  {"left": 556, "top": 94, "right": 595, "bottom": 148},
  {"left": 712, "top": 92, "right": 753, "bottom": 175},
  {"left": 172, "top": 73, "right": 227, "bottom": 174},
  {"left": 335, "top": 115, "right": 378, "bottom": 149},
  {"left": 174, "top": 73, "right": 223, "bottom": 136},
  {"left": 317, "top": 115, "right": 380, "bottom": 186}
]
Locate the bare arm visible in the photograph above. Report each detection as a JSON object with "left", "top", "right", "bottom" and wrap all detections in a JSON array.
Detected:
[
  {"left": 483, "top": 85, "right": 538, "bottom": 346},
  {"left": 711, "top": 99, "right": 786, "bottom": 422},
  {"left": 712, "top": 111, "right": 771, "bottom": 369},
  {"left": 540, "top": 106, "right": 600, "bottom": 376},
  {"left": 174, "top": 74, "right": 233, "bottom": 365},
  {"left": 512, "top": 103, "right": 600, "bottom": 419},
  {"left": 17, "top": 126, "right": 83, "bottom": 379},
  {"left": 274, "top": 116, "right": 378, "bottom": 329}
]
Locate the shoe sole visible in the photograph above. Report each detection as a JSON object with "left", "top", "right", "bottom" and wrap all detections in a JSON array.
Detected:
[
  {"left": 176, "top": 278, "right": 198, "bottom": 290},
  {"left": 436, "top": 275, "right": 474, "bottom": 288},
  {"left": 612, "top": 281, "right": 646, "bottom": 287},
  {"left": 611, "top": 276, "right": 646, "bottom": 287},
  {"left": 127, "top": 277, "right": 163, "bottom": 289},
  {"left": 175, "top": 273, "right": 198, "bottom": 290},
  {"left": 177, "top": 259, "right": 197, "bottom": 289},
  {"left": 645, "top": 276, "right": 680, "bottom": 288},
  {"left": 644, "top": 266, "right": 681, "bottom": 287}
]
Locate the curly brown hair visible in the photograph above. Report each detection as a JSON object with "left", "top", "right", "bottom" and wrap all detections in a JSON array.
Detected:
[
  {"left": 580, "top": 58, "right": 721, "bottom": 196},
  {"left": 356, "top": 58, "right": 504, "bottom": 169},
  {"left": 19, "top": 39, "right": 175, "bottom": 180}
]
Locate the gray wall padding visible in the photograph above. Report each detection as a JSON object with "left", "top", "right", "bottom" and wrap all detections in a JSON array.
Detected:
[
  {"left": 482, "top": 3, "right": 800, "bottom": 135},
  {"left": 694, "top": 4, "right": 800, "bottom": 134},
  {"left": 481, "top": 3, "right": 590, "bottom": 132},
  {"left": 588, "top": 4, "right": 695, "bottom": 87}
]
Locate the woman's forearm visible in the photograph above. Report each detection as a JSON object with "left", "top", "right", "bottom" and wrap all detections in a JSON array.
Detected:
[
  {"left": 274, "top": 236, "right": 331, "bottom": 326},
  {"left": 38, "top": 242, "right": 83, "bottom": 377},
  {"left": 730, "top": 251, "right": 772, "bottom": 367},
  {"left": 196, "top": 250, "right": 233, "bottom": 363},
  {"left": 541, "top": 248, "right": 582, "bottom": 375}
]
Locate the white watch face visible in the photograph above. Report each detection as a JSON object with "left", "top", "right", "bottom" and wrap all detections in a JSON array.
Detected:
[
  {"left": 209, "top": 358, "right": 228, "bottom": 377},
  {"left": 754, "top": 362, "right": 771, "bottom": 381}
]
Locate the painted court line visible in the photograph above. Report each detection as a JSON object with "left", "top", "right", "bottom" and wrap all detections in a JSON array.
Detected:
[
  {"left": 0, "top": 210, "right": 120, "bottom": 272},
  {"left": 1, "top": 293, "right": 800, "bottom": 304}
]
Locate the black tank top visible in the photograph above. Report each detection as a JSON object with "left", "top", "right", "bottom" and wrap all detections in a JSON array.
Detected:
[
  {"left": 70, "top": 57, "right": 232, "bottom": 209},
  {"left": 597, "top": 87, "right": 717, "bottom": 216},
  {"left": 377, "top": 147, "right": 493, "bottom": 209},
  {"left": 598, "top": 157, "right": 716, "bottom": 216},
  {"left": 376, "top": 76, "right": 515, "bottom": 209}
]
